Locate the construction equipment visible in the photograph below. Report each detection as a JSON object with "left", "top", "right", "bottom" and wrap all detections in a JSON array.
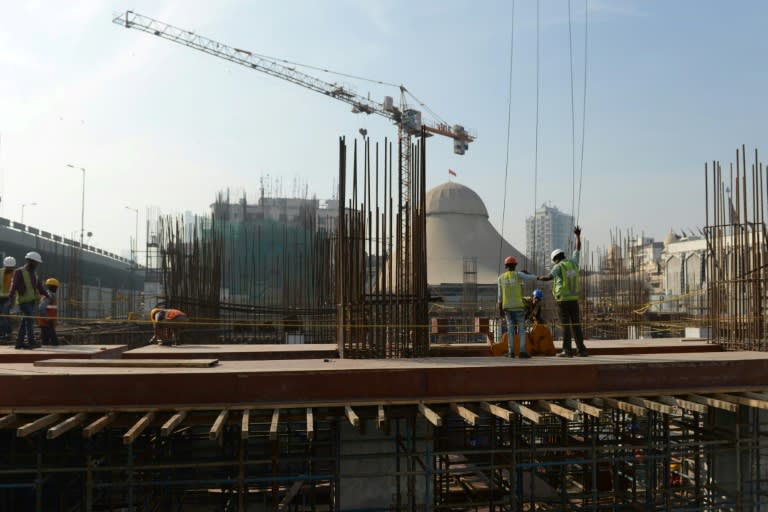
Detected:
[{"left": 113, "top": 10, "right": 475, "bottom": 299}]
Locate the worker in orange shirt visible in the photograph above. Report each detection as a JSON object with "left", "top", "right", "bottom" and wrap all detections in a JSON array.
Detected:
[
  {"left": 37, "top": 278, "right": 60, "bottom": 346},
  {"left": 149, "top": 307, "right": 188, "bottom": 346}
]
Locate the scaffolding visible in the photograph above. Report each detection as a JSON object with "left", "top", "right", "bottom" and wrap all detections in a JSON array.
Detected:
[{"left": 0, "top": 392, "right": 766, "bottom": 511}]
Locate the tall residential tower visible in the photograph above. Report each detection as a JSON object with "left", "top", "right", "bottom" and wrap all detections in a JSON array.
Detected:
[{"left": 526, "top": 203, "right": 574, "bottom": 271}]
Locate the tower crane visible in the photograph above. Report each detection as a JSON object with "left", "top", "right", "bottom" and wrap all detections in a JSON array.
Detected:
[
  {"left": 113, "top": 11, "right": 474, "bottom": 174},
  {"left": 113, "top": 11, "right": 475, "bottom": 294}
]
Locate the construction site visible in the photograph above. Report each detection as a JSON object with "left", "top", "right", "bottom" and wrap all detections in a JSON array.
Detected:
[{"left": 1, "top": 8, "right": 768, "bottom": 512}]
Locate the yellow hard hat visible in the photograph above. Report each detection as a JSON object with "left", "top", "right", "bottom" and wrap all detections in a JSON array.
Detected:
[
  {"left": 150, "top": 308, "right": 161, "bottom": 321},
  {"left": 45, "top": 278, "right": 60, "bottom": 288}
]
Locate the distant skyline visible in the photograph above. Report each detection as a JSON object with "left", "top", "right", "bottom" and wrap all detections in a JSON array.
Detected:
[{"left": 1, "top": 0, "right": 768, "bottom": 257}]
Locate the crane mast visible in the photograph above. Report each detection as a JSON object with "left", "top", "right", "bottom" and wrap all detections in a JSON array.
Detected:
[{"left": 113, "top": 10, "right": 474, "bottom": 297}]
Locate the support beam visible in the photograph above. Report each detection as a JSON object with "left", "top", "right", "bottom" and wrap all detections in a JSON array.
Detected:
[
  {"left": 344, "top": 406, "right": 360, "bottom": 428},
  {"left": 685, "top": 394, "right": 737, "bottom": 412},
  {"left": 0, "top": 413, "right": 18, "bottom": 429},
  {"left": 270, "top": 409, "right": 280, "bottom": 441},
  {"left": 507, "top": 401, "right": 541, "bottom": 424},
  {"left": 47, "top": 413, "right": 87, "bottom": 440},
  {"left": 83, "top": 413, "right": 116, "bottom": 438},
  {"left": 450, "top": 403, "right": 478, "bottom": 426},
  {"left": 628, "top": 397, "right": 677, "bottom": 415},
  {"left": 418, "top": 403, "right": 442, "bottom": 427},
  {"left": 306, "top": 408, "right": 314, "bottom": 441},
  {"left": 209, "top": 409, "right": 229, "bottom": 441},
  {"left": 241, "top": 409, "right": 250, "bottom": 440},
  {"left": 376, "top": 404, "right": 386, "bottom": 431},
  {"left": 714, "top": 393, "right": 768, "bottom": 410},
  {"left": 161, "top": 411, "right": 187, "bottom": 437},
  {"left": 741, "top": 391, "right": 768, "bottom": 404},
  {"left": 17, "top": 413, "right": 61, "bottom": 438},
  {"left": 599, "top": 397, "right": 647, "bottom": 417},
  {"left": 536, "top": 400, "right": 579, "bottom": 421},
  {"left": 480, "top": 401, "right": 512, "bottom": 422},
  {"left": 564, "top": 399, "right": 602, "bottom": 418},
  {"left": 658, "top": 396, "right": 708, "bottom": 414},
  {"left": 123, "top": 412, "right": 155, "bottom": 445}
]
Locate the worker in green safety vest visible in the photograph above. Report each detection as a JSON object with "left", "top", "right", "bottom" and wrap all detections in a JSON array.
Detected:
[
  {"left": 498, "top": 255, "right": 537, "bottom": 358},
  {"left": 537, "top": 226, "right": 588, "bottom": 357},
  {"left": 8, "top": 251, "right": 50, "bottom": 349}
]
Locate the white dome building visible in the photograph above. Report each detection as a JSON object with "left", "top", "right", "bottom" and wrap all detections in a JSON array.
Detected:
[{"left": 426, "top": 182, "right": 526, "bottom": 286}]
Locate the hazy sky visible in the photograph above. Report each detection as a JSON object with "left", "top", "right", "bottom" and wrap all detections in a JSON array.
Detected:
[{"left": 1, "top": 0, "right": 767, "bottom": 257}]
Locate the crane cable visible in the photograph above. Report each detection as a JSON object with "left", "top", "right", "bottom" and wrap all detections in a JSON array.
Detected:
[
  {"left": 498, "top": 0, "right": 517, "bottom": 274},
  {"left": 568, "top": 0, "right": 577, "bottom": 235},
  {"left": 532, "top": 0, "right": 541, "bottom": 270},
  {"left": 576, "top": 0, "right": 589, "bottom": 227}
]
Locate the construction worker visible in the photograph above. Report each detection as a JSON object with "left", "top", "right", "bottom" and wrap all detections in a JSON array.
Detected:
[
  {"left": 497, "top": 255, "right": 536, "bottom": 358},
  {"left": 0, "top": 256, "right": 16, "bottom": 340},
  {"left": 538, "top": 226, "right": 588, "bottom": 357},
  {"left": 525, "top": 288, "right": 545, "bottom": 324},
  {"left": 149, "top": 306, "right": 188, "bottom": 346},
  {"left": 8, "top": 251, "right": 50, "bottom": 349},
  {"left": 38, "top": 278, "right": 59, "bottom": 346}
]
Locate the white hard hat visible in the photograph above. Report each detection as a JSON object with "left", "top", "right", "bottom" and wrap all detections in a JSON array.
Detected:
[
  {"left": 3, "top": 256, "right": 15, "bottom": 267},
  {"left": 25, "top": 251, "right": 42, "bottom": 263},
  {"left": 550, "top": 249, "right": 565, "bottom": 262}
]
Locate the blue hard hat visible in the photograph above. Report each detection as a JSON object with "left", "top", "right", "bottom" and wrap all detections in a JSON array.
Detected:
[{"left": 533, "top": 289, "right": 544, "bottom": 299}]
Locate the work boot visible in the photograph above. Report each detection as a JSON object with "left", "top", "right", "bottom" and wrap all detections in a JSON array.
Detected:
[
  {"left": 556, "top": 350, "right": 573, "bottom": 358},
  {"left": 507, "top": 352, "right": 515, "bottom": 358},
  {"left": 577, "top": 350, "right": 589, "bottom": 357},
  {"left": 519, "top": 352, "right": 531, "bottom": 359}
]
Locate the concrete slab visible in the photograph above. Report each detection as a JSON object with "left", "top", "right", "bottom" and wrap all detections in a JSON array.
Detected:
[
  {"left": 122, "top": 343, "right": 339, "bottom": 361},
  {"left": 0, "top": 344, "right": 127, "bottom": 363},
  {"left": 0, "top": 350, "right": 765, "bottom": 410}
]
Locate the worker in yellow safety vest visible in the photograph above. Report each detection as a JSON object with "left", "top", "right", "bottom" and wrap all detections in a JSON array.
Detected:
[
  {"left": 497, "top": 256, "right": 537, "bottom": 358},
  {"left": 0, "top": 256, "right": 17, "bottom": 340},
  {"left": 537, "top": 226, "right": 588, "bottom": 357},
  {"left": 8, "top": 251, "right": 50, "bottom": 349}
]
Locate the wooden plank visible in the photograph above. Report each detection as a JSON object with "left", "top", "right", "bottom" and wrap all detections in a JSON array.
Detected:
[
  {"left": 47, "top": 412, "right": 87, "bottom": 440},
  {"left": 714, "top": 393, "right": 768, "bottom": 410},
  {"left": 686, "top": 394, "right": 738, "bottom": 413},
  {"left": 658, "top": 395, "right": 708, "bottom": 414},
  {"left": 161, "top": 411, "right": 187, "bottom": 437},
  {"left": 628, "top": 397, "right": 677, "bottom": 415},
  {"left": 123, "top": 412, "right": 155, "bottom": 445},
  {"left": 376, "top": 404, "right": 386, "bottom": 431},
  {"left": 270, "top": 409, "right": 280, "bottom": 441},
  {"left": 83, "top": 413, "right": 116, "bottom": 438},
  {"left": 17, "top": 413, "right": 61, "bottom": 438},
  {"left": 564, "top": 399, "right": 602, "bottom": 418},
  {"left": 418, "top": 403, "right": 442, "bottom": 427},
  {"left": 507, "top": 401, "right": 541, "bottom": 424},
  {"left": 209, "top": 409, "right": 229, "bottom": 440},
  {"left": 344, "top": 406, "right": 360, "bottom": 428},
  {"left": 34, "top": 358, "right": 218, "bottom": 368},
  {"left": 241, "top": 409, "right": 250, "bottom": 440},
  {"left": 0, "top": 413, "right": 18, "bottom": 429},
  {"left": 450, "top": 403, "right": 478, "bottom": 426},
  {"left": 600, "top": 397, "right": 647, "bottom": 417},
  {"left": 536, "top": 400, "right": 579, "bottom": 421},
  {"left": 480, "top": 402, "right": 512, "bottom": 422},
  {"left": 742, "top": 391, "right": 768, "bottom": 403},
  {"left": 306, "top": 408, "right": 314, "bottom": 442}
]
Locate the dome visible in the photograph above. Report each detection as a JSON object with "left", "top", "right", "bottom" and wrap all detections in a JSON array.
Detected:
[
  {"left": 426, "top": 182, "right": 488, "bottom": 218},
  {"left": 663, "top": 229, "right": 679, "bottom": 247}
]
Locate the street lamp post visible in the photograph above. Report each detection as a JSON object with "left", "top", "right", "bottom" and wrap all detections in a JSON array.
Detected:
[
  {"left": 66, "top": 164, "right": 86, "bottom": 247},
  {"left": 21, "top": 202, "right": 37, "bottom": 224}
]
